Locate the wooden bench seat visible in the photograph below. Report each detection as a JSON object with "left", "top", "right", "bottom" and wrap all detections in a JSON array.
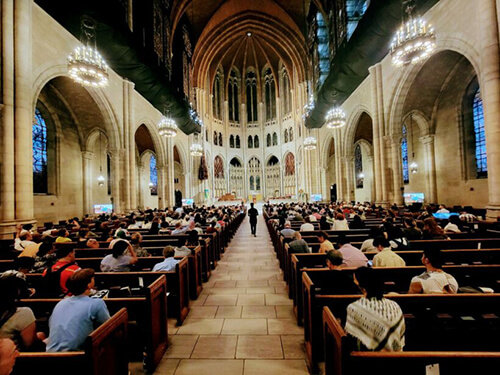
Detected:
[
  {"left": 323, "top": 306, "right": 500, "bottom": 375},
  {"left": 14, "top": 308, "right": 128, "bottom": 375}
]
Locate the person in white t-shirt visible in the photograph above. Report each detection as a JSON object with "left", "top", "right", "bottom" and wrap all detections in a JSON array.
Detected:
[
  {"left": 436, "top": 205, "right": 450, "bottom": 214},
  {"left": 408, "top": 248, "right": 458, "bottom": 294},
  {"left": 299, "top": 217, "right": 314, "bottom": 232}
]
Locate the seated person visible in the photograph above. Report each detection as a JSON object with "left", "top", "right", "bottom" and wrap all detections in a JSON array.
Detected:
[
  {"left": 299, "top": 217, "right": 314, "bottom": 232},
  {"left": 14, "top": 225, "right": 35, "bottom": 252},
  {"left": 41, "top": 222, "right": 55, "bottom": 236},
  {"left": 86, "top": 238, "right": 99, "bottom": 249},
  {"left": 286, "top": 232, "right": 309, "bottom": 254},
  {"left": 18, "top": 233, "right": 42, "bottom": 258},
  {"left": 42, "top": 247, "right": 80, "bottom": 296},
  {"left": 332, "top": 213, "right": 349, "bottom": 231},
  {"left": 280, "top": 221, "right": 295, "bottom": 239},
  {"left": 325, "top": 251, "right": 360, "bottom": 294},
  {"left": 55, "top": 229, "right": 72, "bottom": 244},
  {"left": 129, "top": 233, "right": 150, "bottom": 257},
  {"left": 174, "top": 238, "right": 192, "bottom": 257},
  {"left": 360, "top": 227, "right": 384, "bottom": 253},
  {"left": 13, "top": 257, "right": 35, "bottom": 275},
  {"left": 317, "top": 231, "right": 334, "bottom": 253},
  {"left": 436, "top": 204, "right": 450, "bottom": 214},
  {"left": 422, "top": 217, "right": 448, "bottom": 240},
  {"left": 372, "top": 237, "right": 406, "bottom": 267},
  {"left": 152, "top": 246, "right": 179, "bottom": 272},
  {"left": 100, "top": 240, "right": 138, "bottom": 272},
  {"left": 0, "top": 272, "right": 45, "bottom": 351},
  {"left": 408, "top": 248, "right": 458, "bottom": 294},
  {"left": 345, "top": 267, "right": 405, "bottom": 351},
  {"left": 171, "top": 222, "right": 188, "bottom": 235},
  {"left": 444, "top": 215, "right": 462, "bottom": 233},
  {"left": 0, "top": 338, "right": 18, "bottom": 375},
  {"left": 402, "top": 217, "right": 422, "bottom": 240},
  {"left": 31, "top": 240, "right": 57, "bottom": 274},
  {"left": 337, "top": 235, "right": 368, "bottom": 268},
  {"left": 46, "top": 269, "right": 110, "bottom": 352}
]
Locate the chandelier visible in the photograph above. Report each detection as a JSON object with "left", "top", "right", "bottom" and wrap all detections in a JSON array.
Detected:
[
  {"left": 304, "top": 136, "right": 317, "bottom": 151},
  {"left": 325, "top": 107, "right": 346, "bottom": 129},
  {"left": 97, "top": 174, "right": 105, "bottom": 187},
  {"left": 68, "top": 17, "right": 109, "bottom": 87},
  {"left": 190, "top": 143, "right": 203, "bottom": 157},
  {"left": 390, "top": 0, "right": 435, "bottom": 67},
  {"left": 302, "top": 93, "right": 315, "bottom": 121},
  {"left": 158, "top": 115, "right": 178, "bottom": 138}
]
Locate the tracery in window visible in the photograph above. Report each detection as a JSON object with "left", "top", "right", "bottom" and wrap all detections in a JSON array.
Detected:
[
  {"left": 264, "top": 68, "right": 276, "bottom": 121},
  {"left": 354, "top": 144, "right": 363, "bottom": 189},
  {"left": 228, "top": 69, "right": 239, "bottom": 122},
  {"left": 236, "top": 135, "right": 240, "bottom": 148},
  {"left": 289, "top": 127, "right": 293, "bottom": 142},
  {"left": 150, "top": 154, "right": 158, "bottom": 195},
  {"left": 214, "top": 131, "right": 218, "bottom": 145},
  {"left": 230, "top": 135, "right": 235, "bottom": 148},
  {"left": 284, "top": 129, "right": 289, "bottom": 143},
  {"left": 473, "top": 88, "right": 487, "bottom": 177},
  {"left": 316, "top": 11, "right": 330, "bottom": 87},
  {"left": 267, "top": 133, "right": 272, "bottom": 147},
  {"left": 212, "top": 68, "right": 223, "bottom": 119},
  {"left": 281, "top": 68, "right": 291, "bottom": 114},
  {"left": 402, "top": 125, "right": 409, "bottom": 184},
  {"left": 254, "top": 135, "right": 259, "bottom": 148},
  {"left": 246, "top": 70, "right": 258, "bottom": 123}
]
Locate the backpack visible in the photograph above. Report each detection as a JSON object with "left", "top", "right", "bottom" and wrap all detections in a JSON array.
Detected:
[{"left": 40, "top": 262, "right": 76, "bottom": 297}]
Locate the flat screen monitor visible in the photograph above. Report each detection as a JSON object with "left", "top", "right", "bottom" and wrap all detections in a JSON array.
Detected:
[
  {"left": 403, "top": 193, "right": 425, "bottom": 205},
  {"left": 433, "top": 212, "right": 459, "bottom": 220},
  {"left": 311, "top": 194, "right": 322, "bottom": 202},
  {"left": 182, "top": 198, "right": 194, "bottom": 206},
  {"left": 93, "top": 204, "right": 113, "bottom": 214}
]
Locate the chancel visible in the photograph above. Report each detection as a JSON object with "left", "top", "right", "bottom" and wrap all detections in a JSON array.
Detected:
[{"left": 1, "top": 0, "right": 500, "bottom": 374}]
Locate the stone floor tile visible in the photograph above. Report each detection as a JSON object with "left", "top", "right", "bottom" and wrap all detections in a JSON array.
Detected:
[
  {"left": 241, "top": 306, "right": 277, "bottom": 319},
  {"left": 176, "top": 319, "right": 224, "bottom": 335},
  {"left": 267, "top": 319, "right": 303, "bottom": 335},
  {"left": 215, "top": 306, "right": 243, "bottom": 318},
  {"left": 280, "top": 335, "right": 305, "bottom": 359},
  {"left": 236, "top": 294, "right": 265, "bottom": 306},
  {"left": 164, "top": 335, "right": 198, "bottom": 358},
  {"left": 236, "top": 335, "right": 283, "bottom": 359},
  {"left": 204, "top": 294, "right": 238, "bottom": 306},
  {"left": 175, "top": 359, "right": 244, "bottom": 375},
  {"left": 243, "top": 359, "right": 309, "bottom": 375},
  {"left": 221, "top": 319, "right": 268, "bottom": 335},
  {"left": 191, "top": 335, "right": 237, "bottom": 359}
]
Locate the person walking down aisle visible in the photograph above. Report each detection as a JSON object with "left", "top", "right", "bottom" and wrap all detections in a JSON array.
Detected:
[{"left": 248, "top": 203, "right": 258, "bottom": 237}]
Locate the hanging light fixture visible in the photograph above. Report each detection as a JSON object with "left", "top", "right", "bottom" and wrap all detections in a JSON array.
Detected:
[
  {"left": 390, "top": 0, "right": 436, "bottom": 67},
  {"left": 158, "top": 107, "right": 178, "bottom": 138},
  {"left": 324, "top": 107, "right": 346, "bottom": 129},
  {"left": 410, "top": 162, "right": 418, "bottom": 174},
  {"left": 97, "top": 131, "right": 105, "bottom": 186},
  {"left": 190, "top": 133, "right": 203, "bottom": 157},
  {"left": 304, "top": 131, "right": 317, "bottom": 151},
  {"left": 68, "top": 16, "right": 109, "bottom": 88}
]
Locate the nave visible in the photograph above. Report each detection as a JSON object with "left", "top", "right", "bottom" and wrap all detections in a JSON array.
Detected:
[{"left": 150, "top": 214, "right": 308, "bottom": 375}]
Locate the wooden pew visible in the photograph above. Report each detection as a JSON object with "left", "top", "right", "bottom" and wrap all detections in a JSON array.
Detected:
[
  {"left": 22, "top": 274, "right": 168, "bottom": 371},
  {"left": 14, "top": 308, "right": 129, "bottom": 375},
  {"left": 303, "top": 268, "right": 500, "bottom": 373},
  {"left": 323, "top": 305, "right": 500, "bottom": 375}
]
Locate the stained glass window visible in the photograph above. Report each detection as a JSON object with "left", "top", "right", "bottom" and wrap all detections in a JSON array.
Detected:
[
  {"left": 355, "top": 144, "right": 363, "bottom": 188},
  {"left": 150, "top": 154, "right": 158, "bottom": 195},
  {"left": 228, "top": 70, "right": 239, "bottom": 122},
  {"left": 473, "top": 88, "right": 487, "bottom": 177},
  {"left": 402, "top": 125, "right": 409, "bottom": 184},
  {"left": 107, "top": 154, "right": 112, "bottom": 195},
  {"left": 33, "top": 108, "right": 48, "bottom": 193},
  {"left": 246, "top": 71, "right": 258, "bottom": 123},
  {"left": 212, "top": 70, "right": 222, "bottom": 119},
  {"left": 264, "top": 68, "right": 276, "bottom": 121},
  {"left": 316, "top": 12, "right": 330, "bottom": 86}
]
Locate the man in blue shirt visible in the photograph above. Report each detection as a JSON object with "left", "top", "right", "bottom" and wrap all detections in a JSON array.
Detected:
[
  {"left": 47, "top": 269, "right": 110, "bottom": 352},
  {"left": 153, "top": 246, "right": 179, "bottom": 272}
]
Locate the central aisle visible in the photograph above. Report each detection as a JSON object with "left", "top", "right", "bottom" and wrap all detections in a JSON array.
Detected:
[{"left": 154, "top": 214, "right": 309, "bottom": 375}]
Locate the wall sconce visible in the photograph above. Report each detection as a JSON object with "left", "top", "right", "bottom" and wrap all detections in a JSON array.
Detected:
[
  {"left": 410, "top": 162, "right": 418, "bottom": 174},
  {"left": 358, "top": 172, "right": 365, "bottom": 179}
]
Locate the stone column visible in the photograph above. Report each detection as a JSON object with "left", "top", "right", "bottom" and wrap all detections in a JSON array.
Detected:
[
  {"left": 0, "top": 0, "right": 16, "bottom": 237},
  {"left": 157, "top": 163, "right": 165, "bottom": 210},
  {"left": 122, "top": 80, "right": 130, "bottom": 211},
  {"left": 81, "top": 151, "right": 94, "bottom": 215},
  {"left": 110, "top": 150, "right": 121, "bottom": 213},
  {"left": 14, "top": 0, "right": 33, "bottom": 221},
  {"left": 166, "top": 137, "right": 175, "bottom": 208},
  {"left": 389, "top": 134, "right": 404, "bottom": 205},
  {"left": 420, "top": 135, "right": 437, "bottom": 204},
  {"left": 366, "top": 155, "right": 375, "bottom": 202},
  {"left": 334, "top": 137, "right": 343, "bottom": 202},
  {"left": 127, "top": 81, "right": 137, "bottom": 210},
  {"left": 369, "top": 66, "right": 381, "bottom": 203},
  {"left": 345, "top": 155, "right": 355, "bottom": 203},
  {"left": 480, "top": 0, "right": 500, "bottom": 218}
]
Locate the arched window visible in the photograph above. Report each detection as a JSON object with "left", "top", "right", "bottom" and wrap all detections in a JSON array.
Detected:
[
  {"left": 316, "top": 11, "right": 330, "bottom": 86},
  {"left": 354, "top": 144, "right": 363, "bottom": 188},
  {"left": 228, "top": 69, "right": 239, "bottom": 122},
  {"left": 214, "top": 131, "right": 218, "bottom": 145},
  {"left": 219, "top": 132, "right": 223, "bottom": 146},
  {"left": 272, "top": 132, "right": 278, "bottom": 146},
  {"left": 254, "top": 135, "right": 259, "bottom": 148},
  {"left": 249, "top": 176, "right": 255, "bottom": 190},
  {"left": 33, "top": 108, "right": 48, "bottom": 193},
  {"left": 401, "top": 125, "right": 409, "bottom": 184},
  {"left": 230, "top": 135, "right": 235, "bottom": 148},
  {"left": 248, "top": 135, "right": 253, "bottom": 148},
  {"left": 246, "top": 70, "right": 258, "bottom": 123},
  {"left": 212, "top": 69, "right": 223, "bottom": 119},
  {"left": 236, "top": 135, "right": 240, "bottom": 148},
  {"left": 256, "top": 176, "right": 261, "bottom": 190},
  {"left": 264, "top": 68, "right": 276, "bottom": 121},
  {"left": 267, "top": 133, "right": 272, "bottom": 147},
  {"left": 281, "top": 68, "right": 291, "bottom": 114},
  {"left": 284, "top": 129, "right": 289, "bottom": 143},
  {"left": 150, "top": 154, "right": 158, "bottom": 195},
  {"left": 289, "top": 127, "right": 294, "bottom": 142},
  {"left": 107, "top": 153, "right": 112, "bottom": 195},
  {"left": 473, "top": 88, "right": 487, "bottom": 177}
]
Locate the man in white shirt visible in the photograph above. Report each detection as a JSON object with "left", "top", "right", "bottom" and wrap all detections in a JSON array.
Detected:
[
  {"left": 409, "top": 248, "right": 458, "bottom": 294},
  {"left": 300, "top": 217, "right": 314, "bottom": 232},
  {"left": 372, "top": 237, "right": 406, "bottom": 267},
  {"left": 14, "top": 226, "right": 36, "bottom": 252},
  {"left": 436, "top": 205, "right": 450, "bottom": 214}
]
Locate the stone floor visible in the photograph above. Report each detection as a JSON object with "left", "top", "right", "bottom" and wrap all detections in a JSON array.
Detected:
[{"left": 152, "top": 214, "right": 309, "bottom": 375}]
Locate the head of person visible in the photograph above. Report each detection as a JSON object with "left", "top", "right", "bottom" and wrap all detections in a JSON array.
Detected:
[
  {"left": 284, "top": 221, "right": 291, "bottom": 229},
  {"left": 326, "top": 250, "right": 343, "bottom": 270},
  {"left": 372, "top": 236, "right": 391, "bottom": 251},
  {"left": 19, "top": 230, "right": 31, "bottom": 242},
  {"left": 250, "top": 203, "right": 254, "bottom": 208},
  {"left": 187, "top": 230, "right": 199, "bottom": 245},
  {"left": 178, "top": 237, "right": 187, "bottom": 247},
  {"left": 175, "top": 222, "right": 181, "bottom": 229},
  {"left": 14, "top": 257, "right": 35, "bottom": 275},
  {"left": 130, "top": 233, "right": 142, "bottom": 245},
  {"left": 422, "top": 248, "right": 443, "bottom": 269},
  {"left": 317, "top": 231, "right": 328, "bottom": 243},
  {"left": 423, "top": 217, "right": 442, "bottom": 235},
  {"left": 336, "top": 213, "right": 345, "bottom": 221},
  {"left": 292, "top": 231, "right": 302, "bottom": 241},
  {"left": 336, "top": 234, "right": 349, "bottom": 247},
  {"left": 37, "top": 240, "right": 54, "bottom": 258},
  {"left": 354, "top": 267, "right": 384, "bottom": 299},
  {"left": 162, "top": 246, "right": 175, "bottom": 259},
  {"left": 55, "top": 247, "right": 75, "bottom": 262},
  {"left": 86, "top": 238, "right": 99, "bottom": 249},
  {"left": 66, "top": 268, "right": 95, "bottom": 296},
  {"left": 58, "top": 228, "right": 69, "bottom": 238},
  {"left": 0, "top": 271, "right": 30, "bottom": 313},
  {"left": 115, "top": 230, "right": 127, "bottom": 240},
  {"left": 111, "top": 240, "right": 129, "bottom": 258},
  {"left": 403, "top": 217, "right": 415, "bottom": 228}
]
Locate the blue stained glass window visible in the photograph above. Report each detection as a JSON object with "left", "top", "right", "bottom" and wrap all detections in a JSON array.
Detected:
[
  {"left": 473, "top": 89, "right": 487, "bottom": 177},
  {"left": 355, "top": 144, "right": 363, "bottom": 188},
  {"left": 401, "top": 125, "right": 409, "bottom": 184},
  {"left": 150, "top": 154, "right": 158, "bottom": 195},
  {"left": 316, "top": 12, "right": 330, "bottom": 86},
  {"left": 33, "top": 108, "right": 48, "bottom": 193}
]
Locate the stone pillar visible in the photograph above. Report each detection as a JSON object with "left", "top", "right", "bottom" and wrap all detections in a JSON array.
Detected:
[
  {"left": 420, "top": 135, "right": 437, "bottom": 204},
  {"left": 166, "top": 138, "right": 175, "bottom": 208},
  {"left": 334, "top": 137, "right": 343, "bottom": 202},
  {"left": 480, "top": 0, "right": 500, "bottom": 218},
  {"left": 110, "top": 150, "right": 121, "bottom": 213},
  {"left": 0, "top": 0, "right": 16, "bottom": 237},
  {"left": 14, "top": 0, "right": 33, "bottom": 221},
  {"left": 156, "top": 163, "right": 165, "bottom": 210},
  {"left": 366, "top": 155, "right": 375, "bottom": 202},
  {"left": 81, "top": 151, "right": 94, "bottom": 215},
  {"left": 369, "top": 66, "right": 381, "bottom": 203},
  {"left": 127, "top": 81, "right": 137, "bottom": 210},
  {"left": 345, "top": 155, "right": 355, "bottom": 203},
  {"left": 389, "top": 134, "right": 404, "bottom": 205},
  {"left": 122, "top": 80, "right": 131, "bottom": 211}
]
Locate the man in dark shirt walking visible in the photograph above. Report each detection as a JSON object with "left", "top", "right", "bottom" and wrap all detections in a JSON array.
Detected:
[{"left": 248, "top": 203, "right": 258, "bottom": 237}]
